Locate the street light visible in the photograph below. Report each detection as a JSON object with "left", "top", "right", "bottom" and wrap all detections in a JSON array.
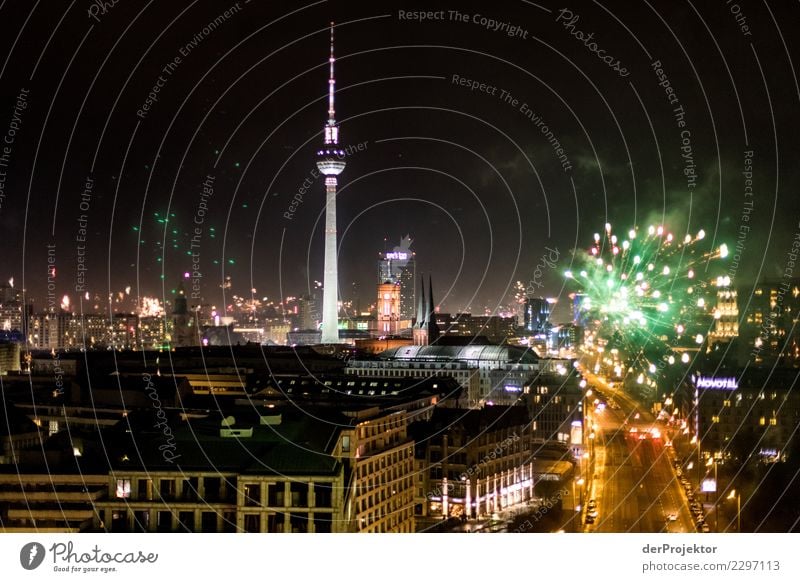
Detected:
[
  {"left": 705, "top": 457, "right": 718, "bottom": 532},
  {"left": 727, "top": 489, "right": 741, "bottom": 532}
]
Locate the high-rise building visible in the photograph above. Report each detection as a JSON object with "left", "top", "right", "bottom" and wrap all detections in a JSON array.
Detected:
[
  {"left": 740, "top": 278, "right": 800, "bottom": 365},
  {"left": 316, "top": 23, "right": 346, "bottom": 344},
  {"left": 378, "top": 236, "right": 416, "bottom": 321},
  {"left": 708, "top": 277, "right": 738, "bottom": 347}
]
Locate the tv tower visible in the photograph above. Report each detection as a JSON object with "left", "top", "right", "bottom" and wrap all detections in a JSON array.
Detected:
[{"left": 316, "top": 22, "right": 346, "bottom": 343}]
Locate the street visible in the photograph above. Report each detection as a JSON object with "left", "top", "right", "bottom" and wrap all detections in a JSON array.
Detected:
[{"left": 582, "top": 374, "right": 695, "bottom": 533}]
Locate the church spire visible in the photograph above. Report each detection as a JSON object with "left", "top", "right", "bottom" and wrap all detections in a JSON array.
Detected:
[{"left": 415, "top": 275, "right": 426, "bottom": 327}]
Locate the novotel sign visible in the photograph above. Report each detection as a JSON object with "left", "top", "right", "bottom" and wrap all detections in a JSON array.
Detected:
[{"left": 693, "top": 375, "right": 738, "bottom": 390}]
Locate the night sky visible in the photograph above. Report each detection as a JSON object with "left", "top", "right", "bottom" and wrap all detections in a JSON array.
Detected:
[{"left": 1, "top": 0, "right": 798, "bottom": 316}]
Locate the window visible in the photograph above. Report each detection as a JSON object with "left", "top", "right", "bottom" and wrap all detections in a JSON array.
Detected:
[
  {"left": 133, "top": 511, "right": 149, "bottom": 532},
  {"left": 243, "top": 514, "right": 261, "bottom": 533},
  {"left": 290, "top": 513, "right": 308, "bottom": 533},
  {"left": 115, "top": 479, "right": 131, "bottom": 499},
  {"left": 711, "top": 416, "right": 720, "bottom": 423},
  {"left": 157, "top": 511, "right": 172, "bottom": 532},
  {"left": 342, "top": 435, "right": 350, "bottom": 453},
  {"left": 244, "top": 483, "right": 261, "bottom": 507},
  {"left": 314, "top": 483, "right": 333, "bottom": 508},
  {"left": 769, "top": 418, "right": 777, "bottom": 426},
  {"left": 201, "top": 512, "right": 217, "bottom": 533},
  {"left": 178, "top": 511, "right": 195, "bottom": 531},
  {"left": 136, "top": 479, "right": 149, "bottom": 500},
  {"left": 267, "top": 483, "right": 284, "bottom": 507},
  {"left": 159, "top": 479, "right": 175, "bottom": 500},
  {"left": 759, "top": 417, "right": 766, "bottom": 426},
  {"left": 314, "top": 515, "right": 332, "bottom": 533},
  {"left": 203, "top": 477, "right": 221, "bottom": 501},
  {"left": 291, "top": 482, "right": 308, "bottom": 507}
]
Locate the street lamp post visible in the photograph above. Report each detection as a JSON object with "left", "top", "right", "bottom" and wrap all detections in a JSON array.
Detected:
[{"left": 727, "top": 489, "right": 741, "bottom": 532}]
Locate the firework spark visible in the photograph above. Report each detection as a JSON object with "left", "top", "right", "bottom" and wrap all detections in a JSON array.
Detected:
[{"left": 566, "top": 223, "right": 728, "bottom": 388}]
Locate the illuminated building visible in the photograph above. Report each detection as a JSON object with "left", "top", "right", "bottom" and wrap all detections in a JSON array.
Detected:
[
  {"left": 96, "top": 404, "right": 415, "bottom": 532},
  {"left": 525, "top": 371, "right": 585, "bottom": 449},
  {"left": 412, "top": 276, "right": 439, "bottom": 346},
  {"left": 436, "top": 313, "right": 518, "bottom": 344},
  {"left": 316, "top": 23, "right": 346, "bottom": 344},
  {"left": 694, "top": 367, "right": 800, "bottom": 463},
  {"left": 355, "top": 342, "right": 556, "bottom": 406},
  {"left": 0, "top": 473, "right": 106, "bottom": 532},
  {"left": 137, "top": 316, "right": 168, "bottom": 350},
  {"left": 740, "top": 278, "right": 800, "bottom": 365},
  {"left": 410, "top": 406, "right": 535, "bottom": 524},
  {"left": 378, "top": 236, "right": 416, "bottom": 322},
  {"left": 523, "top": 296, "right": 551, "bottom": 334},
  {"left": 377, "top": 282, "right": 401, "bottom": 335},
  {"left": 25, "top": 312, "right": 68, "bottom": 350},
  {"left": 708, "top": 277, "right": 739, "bottom": 347},
  {"left": 0, "top": 341, "right": 20, "bottom": 373}
]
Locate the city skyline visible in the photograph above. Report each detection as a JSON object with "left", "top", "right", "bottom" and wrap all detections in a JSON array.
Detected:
[
  {"left": 1, "top": 2, "right": 798, "bottom": 315},
  {"left": 2, "top": 0, "right": 800, "bottom": 551}
]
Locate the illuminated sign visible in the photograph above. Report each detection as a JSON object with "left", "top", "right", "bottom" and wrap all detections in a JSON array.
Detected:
[
  {"left": 504, "top": 385, "right": 522, "bottom": 393},
  {"left": 384, "top": 252, "right": 409, "bottom": 260},
  {"left": 694, "top": 375, "right": 738, "bottom": 390},
  {"left": 701, "top": 479, "right": 716, "bottom": 493}
]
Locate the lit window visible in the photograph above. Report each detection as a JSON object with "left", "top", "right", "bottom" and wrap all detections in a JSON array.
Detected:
[
  {"left": 711, "top": 416, "right": 720, "bottom": 423},
  {"left": 759, "top": 417, "right": 766, "bottom": 426},
  {"left": 769, "top": 418, "right": 777, "bottom": 426},
  {"left": 116, "top": 479, "right": 131, "bottom": 499}
]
